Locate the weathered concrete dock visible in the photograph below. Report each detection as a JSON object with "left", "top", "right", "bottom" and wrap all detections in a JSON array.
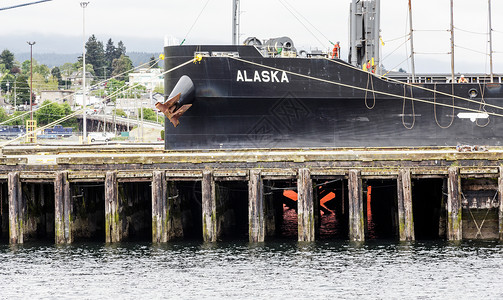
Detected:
[{"left": 0, "top": 144, "right": 502, "bottom": 244}]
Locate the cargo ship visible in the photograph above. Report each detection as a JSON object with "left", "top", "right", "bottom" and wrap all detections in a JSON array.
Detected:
[{"left": 158, "top": 0, "right": 503, "bottom": 149}]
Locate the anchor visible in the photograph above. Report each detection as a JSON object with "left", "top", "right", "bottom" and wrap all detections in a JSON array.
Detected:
[{"left": 156, "top": 75, "right": 195, "bottom": 127}]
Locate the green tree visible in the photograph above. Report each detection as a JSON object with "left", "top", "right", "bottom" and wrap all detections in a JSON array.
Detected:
[
  {"left": 104, "top": 38, "right": 116, "bottom": 78},
  {"left": 74, "top": 59, "right": 95, "bottom": 76},
  {"left": 0, "top": 63, "right": 7, "bottom": 74},
  {"left": 60, "top": 102, "right": 78, "bottom": 128},
  {"left": 105, "top": 78, "right": 126, "bottom": 100},
  {"left": 35, "top": 100, "right": 64, "bottom": 125},
  {"left": 15, "top": 74, "right": 30, "bottom": 104},
  {"left": 0, "top": 107, "right": 8, "bottom": 122},
  {"left": 0, "top": 49, "right": 15, "bottom": 72},
  {"left": 21, "top": 59, "right": 33, "bottom": 74},
  {"left": 85, "top": 35, "right": 106, "bottom": 80},
  {"left": 51, "top": 67, "right": 62, "bottom": 81},
  {"left": 116, "top": 41, "right": 126, "bottom": 58},
  {"left": 35, "top": 64, "right": 50, "bottom": 79},
  {"left": 5, "top": 111, "right": 28, "bottom": 125},
  {"left": 0, "top": 73, "right": 15, "bottom": 93},
  {"left": 114, "top": 108, "right": 127, "bottom": 117},
  {"left": 32, "top": 73, "right": 58, "bottom": 92},
  {"left": 61, "top": 102, "right": 72, "bottom": 115},
  {"left": 140, "top": 107, "right": 156, "bottom": 121},
  {"left": 59, "top": 62, "right": 76, "bottom": 77},
  {"left": 111, "top": 55, "right": 133, "bottom": 81}
]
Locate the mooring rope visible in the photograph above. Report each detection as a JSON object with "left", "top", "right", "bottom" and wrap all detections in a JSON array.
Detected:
[
  {"left": 402, "top": 85, "right": 415, "bottom": 130},
  {"left": 0, "top": 59, "right": 193, "bottom": 148},
  {"left": 433, "top": 83, "right": 455, "bottom": 129},
  {"left": 231, "top": 56, "right": 503, "bottom": 119},
  {"left": 476, "top": 82, "right": 490, "bottom": 128},
  {"left": 0, "top": 58, "right": 163, "bottom": 126},
  {"left": 365, "top": 72, "right": 376, "bottom": 109},
  {"left": 323, "top": 57, "right": 503, "bottom": 113}
]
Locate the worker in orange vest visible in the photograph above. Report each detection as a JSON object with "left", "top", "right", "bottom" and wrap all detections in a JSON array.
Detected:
[
  {"left": 332, "top": 41, "right": 340, "bottom": 59},
  {"left": 458, "top": 75, "right": 468, "bottom": 83}
]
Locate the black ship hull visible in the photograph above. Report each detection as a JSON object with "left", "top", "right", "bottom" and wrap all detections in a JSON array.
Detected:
[{"left": 163, "top": 45, "right": 503, "bottom": 149}]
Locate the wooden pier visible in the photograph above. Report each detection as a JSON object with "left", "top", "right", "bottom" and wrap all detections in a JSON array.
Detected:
[{"left": 0, "top": 144, "right": 502, "bottom": 244}]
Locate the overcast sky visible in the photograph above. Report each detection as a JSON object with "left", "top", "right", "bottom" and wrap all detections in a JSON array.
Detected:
[{"left": 1, "top": 0, "right": 503, "bottom": 73}]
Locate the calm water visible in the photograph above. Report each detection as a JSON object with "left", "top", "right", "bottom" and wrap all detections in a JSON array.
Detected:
[{"left": 1, "top": 240, "right": 502, "bottom": 299}]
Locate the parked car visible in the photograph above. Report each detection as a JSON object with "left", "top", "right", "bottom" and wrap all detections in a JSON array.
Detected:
[{"left": 89, "top": 132, "right": 114, "bottom": 142}]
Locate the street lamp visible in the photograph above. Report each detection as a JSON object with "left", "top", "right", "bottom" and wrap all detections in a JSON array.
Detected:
[{"left": 81, "top": 1, "right": 89, "bottom": 143}]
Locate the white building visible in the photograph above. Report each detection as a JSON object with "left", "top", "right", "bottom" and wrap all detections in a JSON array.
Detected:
[
  {"left": 73, "top": 93, "right": 100, "bottom": 107},
  {"left": 40, "top": 90, "right": 75, "bottom": 105},
  {"left": 128, "top": 68, "right": 163, "bottom": 90}
]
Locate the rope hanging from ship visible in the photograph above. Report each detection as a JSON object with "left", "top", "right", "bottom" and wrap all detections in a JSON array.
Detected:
[
  {"left": 364, "top": 72, "right": 376, "bottom": 110},
  {"left": 322, "top": 57, "right": 503, "bottom": 113},
  {"left": 401, "top": 85, "right": 416, "bottom": 130},
  {"left": 230, "top": 57, "right": 503, "bottom": 120},
  {"left": 433, "top": 83, "right": 455, "bottom": 129},
  {"left": 476, "top": 82, "right": 490, "bottom": 128}
]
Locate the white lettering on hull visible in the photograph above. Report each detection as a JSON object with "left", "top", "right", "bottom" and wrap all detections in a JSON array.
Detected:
[{"left": 236, "top": 70, "right": 289, "bottom": 83}]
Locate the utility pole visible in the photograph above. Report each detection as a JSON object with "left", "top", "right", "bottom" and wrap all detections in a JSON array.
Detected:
[
  {"left": 6, "top": 81, "right": 9, "bottom": 105},
  {"left": 135, "top": 93, "right": 139, "bottom": 142},
  {"left": 408, "top": 0, "right": 416, "bottom": 83},
  {"left": 232, "top": 0, "right": 240, "bottom": 45},
  {"left": 140, "top": 91, "right": 144, "bottom": 142},
  {"left": 488, "top": 0, "right": 494, "bottom": 83},
  {"left": 127, "top": 98, "right": 130, "bottom": 132},
  {"left": 27, "top": 41, "right": 36, "bottom": 143},
  {"left": 450, "top": 0, "right": 455, "bottom": 83},
  {"left": 27, "top": 41, "right": 35, "bottom": 121},
  {"left": 81, "top": 1, "right": 89, "bottom": 143},
  {"left": 103, "top": 66, "right": 106, "bottom": 134},
  {"left": 14, "top": 79, "right": 16, "bottom": 110},
  {"left": 113, "top": 98, "right": 117, "bottom": 136}
]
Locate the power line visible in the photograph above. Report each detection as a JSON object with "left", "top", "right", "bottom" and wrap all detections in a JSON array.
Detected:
[
  {"left": 278, "top": 0, "right": 332, "bottom": 47},
  {"left": 454, "top": 26, "right": 488, "bottom": 36},
  {"left": 454, "top": 44, "right": 489, "bottom": 56},
  {"left": 180, "top": 0, "right": 212, "bottom": 45},
  {"left": 0, "top": 0, "right": 52, "bottom": 11}
]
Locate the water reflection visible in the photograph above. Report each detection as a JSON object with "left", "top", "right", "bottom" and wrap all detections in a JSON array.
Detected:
[{"left": 0, "top": 240, "right": 502, "bottom": 298}]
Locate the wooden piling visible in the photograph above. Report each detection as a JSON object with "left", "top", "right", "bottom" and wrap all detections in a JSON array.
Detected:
[
  {"left": 248, "top": 169, "right": 265, "bottom": 243},
  {"left": 348, "top": 169, "right": 364, "bottom": 242},
  {"left": 167, "top": 181, "right": 184, "bottom": 239},
  {"left": 55, "top": 171, "right": 72, "bottom": 244},
  {"left": 264, "top": 181, "right": 278, "bottom": 237},
  {"left": 8, "top": 172, "right": 22, "bottom": 244},
  {"left": 202, "top": 170, "right": 217, "bottom": 242},
  {"left": 447, "top": 167, "right": 462, "bottom": 241},
  {"left": 297, "top": 168, "right": 315, "bottom": 242},
  {"left": 499, "top": 166, "right": 503, "bottom": 241},
  {"left": 152, "top": 170, "right": 168, "bottom": 242},
  {"left": 397, "top": 169, "right": 415, "bottom": 241},
  {"left": 105, "top": 171, "right": 121, "bottom": 243}
]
